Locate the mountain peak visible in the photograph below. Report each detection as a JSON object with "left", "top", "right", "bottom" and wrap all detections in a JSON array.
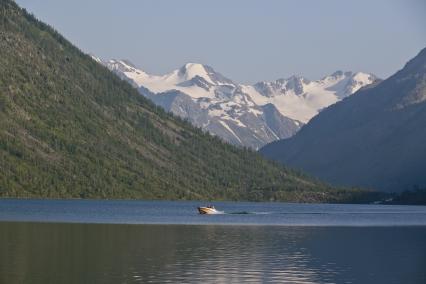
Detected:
[
  {"left": 181, "top": 62, "right": 208, "bottom": 72},
  {"left": 177, "top": 63, "right": 234, "bottom": 85},
  {"left": 184, "top": 62, "right": 206, "bottom": 69},
  {"left": 177, "top": 63, "right": 214, "bottom": 84},
  {"left": 287, "top": 74, "right": 311, "bottom": 85}
]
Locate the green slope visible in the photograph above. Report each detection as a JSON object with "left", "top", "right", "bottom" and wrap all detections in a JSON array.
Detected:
[{"left": 0, "top": 0, "right": 368, "bottom": 202}]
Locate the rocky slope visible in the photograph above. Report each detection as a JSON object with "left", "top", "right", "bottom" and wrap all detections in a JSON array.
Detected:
[{"left": 261, "top": 48, "right": 426, "bottom": 192}]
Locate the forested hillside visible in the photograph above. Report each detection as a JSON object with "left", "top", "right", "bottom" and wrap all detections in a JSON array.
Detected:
[{"left": 0, "top": 0, "right": 369, "bottom": 202}]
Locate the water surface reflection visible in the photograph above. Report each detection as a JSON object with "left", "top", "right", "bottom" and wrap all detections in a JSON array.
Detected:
[{"left": 1, "top": 223, "right": 425, "bottom": 283}]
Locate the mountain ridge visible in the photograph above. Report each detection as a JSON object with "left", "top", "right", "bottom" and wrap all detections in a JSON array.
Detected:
[
  {"left": 260, "top": 47, "right": 426, "bottom": 192},
  {"left": 101, "top": 58, "right": 377, "bottom": 149}
]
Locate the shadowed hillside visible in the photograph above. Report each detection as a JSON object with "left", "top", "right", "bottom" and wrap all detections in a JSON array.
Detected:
[{"left": 261, "top": 48, "right": 426, "bottom": 192}]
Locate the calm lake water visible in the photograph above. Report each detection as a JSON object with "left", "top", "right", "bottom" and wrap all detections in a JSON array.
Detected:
[{"left": 1, "top": 199, "right": 425, "bottom": 284}]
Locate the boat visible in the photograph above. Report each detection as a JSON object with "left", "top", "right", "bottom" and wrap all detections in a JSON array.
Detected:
[{"left": 197, "top": 205, "right": 220, "bottom": 214}]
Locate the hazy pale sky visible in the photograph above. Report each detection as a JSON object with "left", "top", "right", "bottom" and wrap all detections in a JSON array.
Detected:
[{"left": 16, "top": 0, "right": 426, "bottom": 84}]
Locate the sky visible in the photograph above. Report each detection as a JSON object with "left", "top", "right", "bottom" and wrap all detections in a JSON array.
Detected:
[{"left": 15, "top": 0, "right": 426, "bottom": 84}]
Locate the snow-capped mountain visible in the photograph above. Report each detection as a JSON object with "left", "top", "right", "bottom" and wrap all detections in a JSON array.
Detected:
[
  {"left": 243, "top": 71, "right": 378, "bottom": 123},
  {"left": 98, "top": 58, "right": 377, "bottom": 148}
]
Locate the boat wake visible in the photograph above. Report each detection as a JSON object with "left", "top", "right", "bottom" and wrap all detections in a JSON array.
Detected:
[{"left": 226, "top": 211, "right": 272, "bottom": 215}]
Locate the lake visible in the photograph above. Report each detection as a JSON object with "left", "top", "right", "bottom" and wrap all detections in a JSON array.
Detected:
[{"left": 1, "top": 199, "right": 425, "bottom": 283}]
